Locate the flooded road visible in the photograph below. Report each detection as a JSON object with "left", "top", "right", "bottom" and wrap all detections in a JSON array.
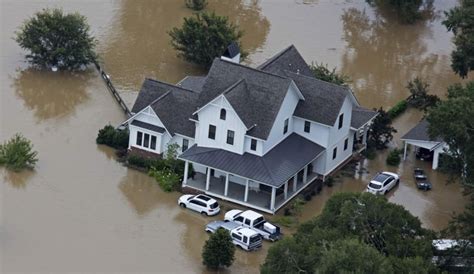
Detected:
[{"left": 0, "top": 0, "right": 470, "bottom": 272}]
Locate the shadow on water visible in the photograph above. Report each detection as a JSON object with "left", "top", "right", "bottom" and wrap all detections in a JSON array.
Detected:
[
  {"left": 100, "top": 0, "right": 270, "bottom": 89},
  {"left": 12, "top": 68, "right": 94, "bottom": 122}
]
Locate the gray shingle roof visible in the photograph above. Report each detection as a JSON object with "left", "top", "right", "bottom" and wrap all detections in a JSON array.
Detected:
[
  {"left": 177, "top": 76, "right": 206, "bottom": 93},
  {"left": 131, "top": 120, "right": 165, "bottom": 133},
  {"left": 131, "top": 78, "right": 170, "bottom": 113},
  {"left": 284, "top": 71, "right": 350, "bottom": 126},
  {"left": 197, "top": 58, "right": 292, "bottom": 139},
  {"left": 351, "top": 107, "right": 378, "bottom": 129},
  {"left": 258, "top": 45, "right": 313, "bottom": 77},
  {"left": 401, "top": 119, "right": 443, "bottom": 142},
  {"left": 179, "top": 133, "right": 324, "bottom": 187}
]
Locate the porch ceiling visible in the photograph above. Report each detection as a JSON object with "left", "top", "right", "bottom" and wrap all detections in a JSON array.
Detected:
[{"left": 179, "top": 133, "right": 324, "bottom": 187}]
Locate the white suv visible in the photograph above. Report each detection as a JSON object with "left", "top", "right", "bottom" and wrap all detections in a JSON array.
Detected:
[
  {"left": 178, "top": 194, "right": 220, "bottom": 216},
  {"left": 366, "top": 171, "right": 400, "bottom": 195}
]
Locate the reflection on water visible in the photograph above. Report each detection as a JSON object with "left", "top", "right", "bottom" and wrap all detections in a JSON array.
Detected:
[
  {"left": 1, "top": 168, "right": 35, "bottom": 189},
  {"left": 102, "top": 0, "right": 270, "bottom": 91},
  {"left": 13, "top": 69, "right": 93, "bottom": 121}
]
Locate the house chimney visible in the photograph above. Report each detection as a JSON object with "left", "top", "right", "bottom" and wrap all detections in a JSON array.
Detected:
[{"left": 221, "top": 41, "right": 240, "bottom": 63}]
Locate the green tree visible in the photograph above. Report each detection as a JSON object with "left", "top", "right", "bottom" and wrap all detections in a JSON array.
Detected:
[
  {"left": 315, "top": 239, "right": 393, "bottom": 274},
  {"left": 185, "top": 0, "right": 207, "bottom": 11},
  {"left": 386, "top": 148, "right": 401, "bottom": 166},
  {"left": 368, "top": 107, "right": 397, "bottom": 150},
  {"left": 202, "top": 228, "right": 235, "bottom": 269},
  {"left": 427, "top": 81, "right": 474, "bottom": 185},
  {"left": 443, "top": 0, "right": 474, "bottom": 78},
  {"left": 309, "top": 62, "right": 350, "bottom": 86},
  {"left": 366, "top": 0, "right": 426, "bottom": 24},
  {"left": 15, "top": 8, "right": 97, "bottom": 70},
  {"left": 406, "top": 77, "right": 440, "bottom": 110},
  {"left": 169, "top": 12, "right": 244, "bottom": 68},
  {"left": 0, "top": 134, "right": 38, "bottom": 171}
]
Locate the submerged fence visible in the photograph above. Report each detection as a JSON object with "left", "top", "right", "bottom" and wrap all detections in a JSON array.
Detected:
[{"left": 94, "top": 61, "right": 132, "bottom": 117}]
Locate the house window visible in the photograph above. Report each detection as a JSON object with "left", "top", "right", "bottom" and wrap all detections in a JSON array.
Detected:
[
  {"left": 143, "top": 133, "right": 150, "bottom": 148},
  {"left": 227, "top": 130, "right": 235, "bottom": 145},
  {"left": 283, "top": 118, "right": 289, "bottom": 134},
  {"left": 208, "top": 124, "right": 216, "bottom": 140},
  {"left": 182, "top": 139, "right": 189, "bottom": 152},
  {"left": 150, "top": 135, "right": 157, "bottom": 150},
  {"left": 304, "top": 121, "right": 311, "bottom": 133},
  {"left": 250, "top": 139, "right": 257, "bottom": 151},
  {"left": 136, "top": 131, "right": 142, "bottom": 146},
  {"left": 332, "top": 147, "right": 337, "bottom": 160},
  {"left": 338, "top": 113, "right": 344, "bottom": 129},
  {"left": 344, "top": 138, "right": 349, "bottom": 151},
  {"left": 220, "top": 108, "right": 226, "bottom": 120}
]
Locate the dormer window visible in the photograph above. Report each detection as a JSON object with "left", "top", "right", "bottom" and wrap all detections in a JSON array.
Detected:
[
  {"left": 338, "top": 113, "right": 344, "bottom": 129},
  {"left": 220, "top": 108, "right": 226, "bottom": 120}
]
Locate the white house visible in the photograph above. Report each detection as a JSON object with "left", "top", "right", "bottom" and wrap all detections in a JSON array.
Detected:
[
  {"left": 401, "top": 119, "right": 447, "bottom": 170},
  {"left": 123, "top": 45, "right": 377, "bottom": 213}
]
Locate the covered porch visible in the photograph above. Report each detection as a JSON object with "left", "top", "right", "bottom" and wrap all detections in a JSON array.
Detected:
[{"left": 351, "top": 107, "right": 378, "bottom": 153}]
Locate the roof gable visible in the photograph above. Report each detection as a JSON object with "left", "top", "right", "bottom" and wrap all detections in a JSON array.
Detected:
[
  {"left": 258, "top": 45, "right": 313, "bottom": 77},
  {"left": 131, "top": 78, "right": 171, "bottom": 113},
  {"left": 401, "top": 119, "right": 443, "bottom": 143}
]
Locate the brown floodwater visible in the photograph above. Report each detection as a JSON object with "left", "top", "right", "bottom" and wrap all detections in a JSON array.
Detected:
[{"left": 0, "top": 0, "right": 470, "bottom": 272}]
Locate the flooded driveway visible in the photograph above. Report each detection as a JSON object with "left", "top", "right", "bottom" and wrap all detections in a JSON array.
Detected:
[{"left": 0, "top": 0, "right": 470, "bottom": 272}]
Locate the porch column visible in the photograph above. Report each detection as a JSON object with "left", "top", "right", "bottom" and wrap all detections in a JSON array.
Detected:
[
  {"left": 432, "top": 149, "right": 440, "bottom": 170},
  {"left": 183, "top": 161, "right": 189, "bottom": 186},
  {"left": 205, "top": 168, "right": 211, "bottom": 191},
  {"left": 362, "top": 125, "right": 368, "bottom": 144},
  {"left": 403, "top": 142, "right": 408, "bottom": 160},
  {"left": 224, "top": 173, "right": 229, "bottom": 196},
  {"left": 303, "top": 166, "right": 308, "bottom": 184},
  {"left": 244, "top": 179, "right": 249, "bottom": 202},
  {"left": 293, "top": 175, "right": 297, "bottom": 192},
  {"left": 284, "top": 181, "right": 288, "bottom": 200},
  {"left": 270, "top": 187, "right": 276, "bottom": 211}
]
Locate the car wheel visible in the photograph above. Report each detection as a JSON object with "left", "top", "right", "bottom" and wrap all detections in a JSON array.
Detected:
[
  {"left": 180, "top": 203, "right": 186, "bottom": 208},
  {"left": 201, "top": 212, "right": 208, "bottom": 216},
  {"left": 396, "top": 178, "right": 400, "bottom": 185}
]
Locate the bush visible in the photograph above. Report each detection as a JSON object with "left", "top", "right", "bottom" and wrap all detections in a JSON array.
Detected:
[
  {"left": 0, "top": 134, "right": 38, "bottom": 171},
  {"left": 272, "top": 216, "right": 297, "bottom": 228},
  {"left": 185, "top": 0, "right": 207, "bottom": 11},
  {"left": 325, "top": 176, "right": 335, "bottom": 187},
  {"left": 96, "top": 125, "right": 129, "bottom": 149},
  {"left": 169, "top": 12, "right": 244, "bottom": 68},
  {"left": 386, "top": 149, "right": 402, "bottom": 166},
  {"left": 309, "top": 62, "right": 350, "bottom": 86},
  {"left": 15, "top": 8, "right": 97, "bottom": 70},
  {"left": 387, "top": 100, "right": 408, "bottom": 120},
  {"left": 149, "top": 167, "right": 181, "bottom": 192},
  {"left": 202, "top": 228, "right": 235, "bottom": 269}
]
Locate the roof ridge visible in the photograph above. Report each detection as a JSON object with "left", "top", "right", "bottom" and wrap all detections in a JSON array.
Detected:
[
  {"left": 258, "top": 45, "right": 295, "bottom": 70},
  {"left": 216, "top": 58, "right": 289, "bottom": 81},
  {"left": 284, "top": 70, "right": 351, "bottom": 92},
  {"left": 145, "top": 77, "right": 197, "bottom": 94},
  {"left": 223, "top": 79, "right": 246, "bottom": 95},
  {"left": 149, "top": 89, "right": 172, "bottom": 107}
]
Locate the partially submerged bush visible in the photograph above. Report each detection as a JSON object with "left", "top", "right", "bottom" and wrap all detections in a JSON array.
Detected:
[
  {"left": 386, "top": 148, "right": 402, "bottom": 166},
  {"left": 149, "top": 167, "right": 181, "bottom": 192},
  {"left": 96, "top": 125, "right": 129, "bottom": 149},
  {"left": 185, "top": 0, "right": 207, "bottom": 11},
  {"left": 0, "top": 134, "right": 38, "bottom": 171},
  {"left": 387, "top": 100, "right": 408, "bottom": 120}
]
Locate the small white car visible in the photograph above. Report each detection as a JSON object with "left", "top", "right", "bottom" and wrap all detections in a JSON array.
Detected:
[
  {"left": 366, "top": 171, "right": 399, "bottom": 195},
  {"left": 178, "top": 194, "right": 220, "bottom": 216}
]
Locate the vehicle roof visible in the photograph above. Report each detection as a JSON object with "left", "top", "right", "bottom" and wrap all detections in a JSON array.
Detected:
[
  {"left": 240, "top": 210, "right": 263, "bottom": 220},
  {"left": 235, "top": 227, "right": 259, "bottom": 237},
  {"left": 195, "top": 194, "right": 217, "bottom": 204},
  {"left": 372, "top": 172, "right": 392, "bottom": 183}
]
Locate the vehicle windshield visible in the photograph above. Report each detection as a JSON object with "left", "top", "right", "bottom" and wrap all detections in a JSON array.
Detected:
[
  {"left": 254, "top": 217, "right": 265, "bottom": 226},
  {"left": 187, "top": 196, "right": 193, "bottom": 201},
  {"left": 249, "top": 235, "right": 261, "bottom": 244},
  {"left": 210, "top": 202, "right": 218, "bottom": 209},
  {"left": 368, "top": 182, "right": 382, "bottom": 189}
]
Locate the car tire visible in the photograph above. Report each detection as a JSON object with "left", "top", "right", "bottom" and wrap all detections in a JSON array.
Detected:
[
  {"left": 201, "top": 212, "right": 208, "bottom": 216},
  {"left": 180, "top": 203, "right": 186, "bottom": 208}
]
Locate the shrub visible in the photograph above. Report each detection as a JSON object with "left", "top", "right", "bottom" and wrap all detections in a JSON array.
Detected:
[
  {"left": 0, "top": 134, "right": 38, "bottom": 171},
  {"left": 272, "top": 216, "right": 297, "bottom": 228},
  {"left": 185, "top": 0, "right": 207, "bottom": 11},
  {"left": 325, "top": 176, "right": 335, "bottom": 187},
  {"left": 309, "top": 62, "right": 350, "bottom": 86},
  {"left": 386, "top": 149, "right": 402, "bottom": 166},
  {"left": 15, "top": 8, "right": 97, "bottom": 70},
  {"left": 149, "top": 167, "right": 181, "bottom": 192},
  {"left": 96, "top": 125, "right": 129, "bottom": 149},
  {"left": 387, "top": 100, "right": 408, "bottom": 120},
  {"left": 202, "top": 228, "right": 235, "bottom": 269}
]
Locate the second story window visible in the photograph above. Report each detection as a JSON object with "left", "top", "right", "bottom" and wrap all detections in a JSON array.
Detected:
[
  {"left": 227, "top": 130, "right": 234, "bottom": 145},
  {"left": 208, "top": 124, "right": 216, "bottom": 140},
  {"left": 182, "top": 138, "right": 189, "bottom": 152},
  {"left": 250, "top": 139, "right": 257, "bottom": 151},
  {"left": 283, "top": 118, "right": 289, "bottom": 134},
  {"left": 304, "top": 121, "right": 311, "bottom": 133},
  {"left": 220, "top": 108, "right": 226, "bottom": 120},
  {"left": 338, "top": 113, "right": 344, "bottom": 129}
]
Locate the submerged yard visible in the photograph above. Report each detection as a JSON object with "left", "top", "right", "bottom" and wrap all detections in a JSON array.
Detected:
[{"left": 0, "top": 0, "right": 471, "bottom": 272}]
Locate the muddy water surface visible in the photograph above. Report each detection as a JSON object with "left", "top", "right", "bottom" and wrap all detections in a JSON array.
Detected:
[{"left": 0, "top": 0, "right": 470, "bottom": 273}]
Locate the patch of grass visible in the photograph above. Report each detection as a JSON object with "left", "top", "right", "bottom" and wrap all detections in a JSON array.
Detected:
[{"left": 272, "top": 216, "right": 297, "bottom": 228}]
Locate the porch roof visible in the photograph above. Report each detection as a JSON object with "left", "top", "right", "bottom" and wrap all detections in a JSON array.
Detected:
[
  {"left": 401, "top": 119, "right": 443, "bottom": 143},
  {"left": 130, "top": 120, "right": 165, "bottom": 134},
  {"left": 179, "top": 133, "right": 324, "bottom": 187}
]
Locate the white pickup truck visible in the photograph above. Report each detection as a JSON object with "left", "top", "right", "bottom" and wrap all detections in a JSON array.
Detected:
[
  {"left": 205, "top": 220, "right": 262, "bottom": 251},
  {"left": 224, "top": 209, "right": 281, "bottom": 241}
]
